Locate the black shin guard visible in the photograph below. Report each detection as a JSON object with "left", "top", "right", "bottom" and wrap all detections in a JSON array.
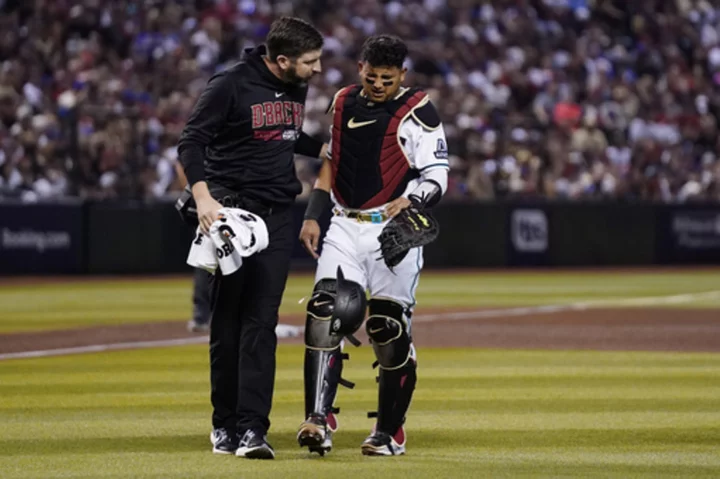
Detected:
[
  {"left": 302, "top": 276, "right": 362, "bottom": 420},
  {"left": 376, "top": 359, "right": 417, "bottom": 435},
  {"left": 366, "top": 298, "right": 417, "bottom": 436},
  {"left": 303, "top": 347, "right": 351, "bottom": 418}
]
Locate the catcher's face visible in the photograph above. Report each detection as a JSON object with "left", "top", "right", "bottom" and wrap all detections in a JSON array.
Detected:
[{"left": 358, "top": 62, "right": 406, "bottom": 102}]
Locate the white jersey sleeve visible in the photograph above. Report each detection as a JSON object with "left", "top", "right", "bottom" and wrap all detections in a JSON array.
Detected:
[
  {"left": 399, "top": 118, "right": 449, "bottom": 173},
  {"left": 398, "top": 97, "right": 449, "bottom": 197}
]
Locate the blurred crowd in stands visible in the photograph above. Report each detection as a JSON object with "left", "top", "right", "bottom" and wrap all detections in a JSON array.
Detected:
[{"left": 1, "top": 0, "right": 720, "bottom": 203}]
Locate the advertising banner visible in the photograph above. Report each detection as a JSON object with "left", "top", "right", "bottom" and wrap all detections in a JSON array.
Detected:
[
  {"left": 657, "top": 207, "right": 720, "bottom": 263},
  {"left": 0, "top": 201, "right": 85, "bottom": 274}
]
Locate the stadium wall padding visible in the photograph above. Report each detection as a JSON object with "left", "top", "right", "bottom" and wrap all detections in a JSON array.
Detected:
[{"left": 1, "top": 200, "right": 720, "bottom": 274}]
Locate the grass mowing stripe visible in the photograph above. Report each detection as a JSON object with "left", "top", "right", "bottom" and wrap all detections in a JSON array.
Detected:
[
  {"left": 4, "top": 401, "right": 720, "bottom": 418},
  {"left": 1, "top": 346, "right": 719, "bottom": 478},
  {"left": 4, "top": 270, "right": 720, "bottom": 333},
  {"left": 1, "top": 428, "right": 720, "bottom": 456}
]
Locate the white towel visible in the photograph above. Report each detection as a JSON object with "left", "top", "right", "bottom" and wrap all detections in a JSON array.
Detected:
[
  {"left": 186, "top": 207, "right": 269, "bottom": 275},
  {"left": 186, "top": 231, "right": 217, "bottom": 274},
  {"left": 219, "top": 208, "right": 270, "bottom": 257}
]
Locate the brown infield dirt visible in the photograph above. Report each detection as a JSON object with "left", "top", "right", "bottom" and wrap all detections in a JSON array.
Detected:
[{"left": 1, "top": 305, "right": 719, "bottom": 355}]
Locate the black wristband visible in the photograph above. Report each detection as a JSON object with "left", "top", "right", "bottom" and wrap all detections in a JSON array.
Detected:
[
  {"left": 304, "top": 189, "right": 330, "bottom": 221},
  {"left": 409, "top": 179, "right": 442, "bottom": 208}
]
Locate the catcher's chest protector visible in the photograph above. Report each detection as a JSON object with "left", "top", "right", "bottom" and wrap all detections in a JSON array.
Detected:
[{"left": 330, "top": 85, "right": 425, "bottom": 209}]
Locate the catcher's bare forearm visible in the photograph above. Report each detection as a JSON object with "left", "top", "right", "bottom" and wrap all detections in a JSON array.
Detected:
[{"left": 314, "top": 155, "right": 332, "bottom": 192}]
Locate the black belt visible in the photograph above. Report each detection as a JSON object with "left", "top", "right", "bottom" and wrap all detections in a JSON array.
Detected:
[{"left": 219, "top": 195, "right": 285, "bottom": 219}]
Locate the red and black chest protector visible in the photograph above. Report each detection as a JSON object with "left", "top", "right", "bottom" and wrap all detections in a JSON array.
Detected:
[{"left": 330, "top": 85, "right": 426, "bottom": 210}]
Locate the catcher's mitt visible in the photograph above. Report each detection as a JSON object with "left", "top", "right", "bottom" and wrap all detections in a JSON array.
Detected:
[{"left": 377, "top": 203, "right": 439, "bottom": 270}]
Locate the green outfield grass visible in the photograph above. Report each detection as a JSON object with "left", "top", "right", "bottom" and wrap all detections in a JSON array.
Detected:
[
  {"left": 1, "top": 345, "right": 719, "bottom": 478},
  {"left": 2, "top": 270, "right": 720, "bottom": 333}
]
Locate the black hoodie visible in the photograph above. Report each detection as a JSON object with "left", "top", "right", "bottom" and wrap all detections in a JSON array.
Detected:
[{"left": 177, "top": 45, "right": 322, "bottom": 206}]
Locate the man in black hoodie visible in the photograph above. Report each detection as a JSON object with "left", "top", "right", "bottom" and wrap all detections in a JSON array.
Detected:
[{"left": 177, "top": 16, "right": 325, "bottom": 460}]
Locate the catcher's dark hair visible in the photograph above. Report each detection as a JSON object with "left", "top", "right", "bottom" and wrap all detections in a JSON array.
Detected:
[
  {"left": 266, "top": 17, "right": 324, "bottom": 61},
  {"left": 360, "top": 35, "right": 408, "bottom": 68}
]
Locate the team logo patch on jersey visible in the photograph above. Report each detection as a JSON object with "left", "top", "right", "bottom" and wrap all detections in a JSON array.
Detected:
[
  {"left": 434, "top": 138, "right": 448, "bottom": 159},
  {"left": 282, "top": 129, "right": 299, "bottom": 140}
]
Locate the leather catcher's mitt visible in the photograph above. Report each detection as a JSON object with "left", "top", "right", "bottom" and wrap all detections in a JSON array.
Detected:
[{"left": 377, "top": 203, "right": 439, "bottom": 270}]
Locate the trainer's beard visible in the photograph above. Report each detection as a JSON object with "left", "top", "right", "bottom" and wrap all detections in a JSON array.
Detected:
[{"left": 282, "top": 66, "right": 308, "bottom": 87}]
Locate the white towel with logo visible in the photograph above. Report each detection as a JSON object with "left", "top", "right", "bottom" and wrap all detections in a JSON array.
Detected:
[{"left": 186, "top": 207, "right": 269, "bottom": 275}]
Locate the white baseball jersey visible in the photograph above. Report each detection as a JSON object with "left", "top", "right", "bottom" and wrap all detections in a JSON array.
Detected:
[{"left": 315, "top": 86, "right": 449, "bottom": 314}]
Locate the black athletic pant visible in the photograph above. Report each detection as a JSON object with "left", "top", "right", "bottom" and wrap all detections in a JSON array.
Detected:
[{"left": 209, "top": 205, "right": 293, "bottom": 435}]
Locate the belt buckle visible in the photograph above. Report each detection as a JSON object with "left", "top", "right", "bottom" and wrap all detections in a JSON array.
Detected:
[{"left": 370, "top": 211, "right": 383, "bottom": 224}]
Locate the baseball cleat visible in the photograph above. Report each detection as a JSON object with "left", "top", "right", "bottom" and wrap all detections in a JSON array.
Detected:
[
  {"left": 210, "top": 428, "right": 238, "bottom": 454},
  {"left": 361, "top": 426, "right": 406, "bottom": 456},
  {"left": 297, "top": 412, "right": 338, "bottom": 456}
]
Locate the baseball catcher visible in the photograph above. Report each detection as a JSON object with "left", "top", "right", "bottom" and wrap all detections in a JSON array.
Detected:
[{"left": 297, "top": 34, "right": 448, "bottom": 457}]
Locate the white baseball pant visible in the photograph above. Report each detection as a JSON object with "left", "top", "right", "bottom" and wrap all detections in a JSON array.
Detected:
[{"left": 315, "top": 213, "right": 424, "bottom": 317}]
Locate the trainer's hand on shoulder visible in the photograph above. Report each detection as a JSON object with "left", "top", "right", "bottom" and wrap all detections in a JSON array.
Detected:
[
  {"left": 196, "top": 196, "right": 222, "bottom": 234},
  {"left": 299, "top": 219, "right": 321, "bottom": 259},
  {"left": 385, "top": 197, "right": 412, "bottom": 218}
]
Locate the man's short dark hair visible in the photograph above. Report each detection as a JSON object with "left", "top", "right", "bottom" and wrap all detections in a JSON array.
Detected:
[
  {"left": 266, "top": 17, "right": 324, "bottom": 61},
  {"left": 360, "top": 35, "right": 408, "bottom": 68}
]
